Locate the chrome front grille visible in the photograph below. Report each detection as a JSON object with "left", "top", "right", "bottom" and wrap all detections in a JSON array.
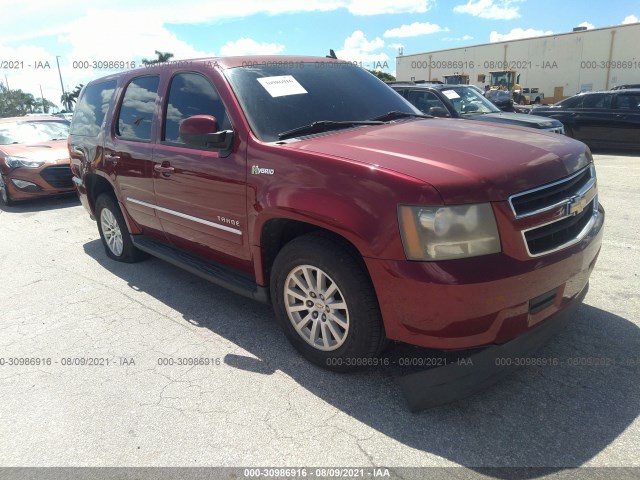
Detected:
[{"left": 509, "top": 165, "right": 599, "bottom": 257}]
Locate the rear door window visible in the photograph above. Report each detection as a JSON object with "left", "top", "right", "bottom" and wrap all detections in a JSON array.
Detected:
[
  {"left": 613, "top": 93, "right": 640, "bottom": 110},
  {"left": 580, "top": 93, "right": 612, "bottom": 109},
  {"left": 116, "top": 75, "right": 160, "bottom": 141}
]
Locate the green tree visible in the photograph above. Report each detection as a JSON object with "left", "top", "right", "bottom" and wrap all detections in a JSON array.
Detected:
[
  {"left": 367, "top": 69, "right": 396, "bottom": 82},
  {"left": 41, "top": 98, "right": 57, "bottom": 114},
  {"left": 0, "top": 84, "right": 57, "bottom": 116},
  {"left": 142, "top": 50, "right": 174, "bottom": 66},
  {"left": 70, "top": 84, "right": 84, "bottom": 101},
  {"left": 61, "top": 91, "right": 75, "bottom": 111}
]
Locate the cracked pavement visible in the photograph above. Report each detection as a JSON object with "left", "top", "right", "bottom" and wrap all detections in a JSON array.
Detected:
[{"left": 0, "top": 153, "right": 638, "bottom": 477}]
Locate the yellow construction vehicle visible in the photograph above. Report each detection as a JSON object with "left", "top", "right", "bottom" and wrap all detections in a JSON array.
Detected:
[
  {"left": 488, "top": 70, "right": 543, "bottom": 104},
  {"left": 443, "top": 73, "right": 470, "bottom": 85}
]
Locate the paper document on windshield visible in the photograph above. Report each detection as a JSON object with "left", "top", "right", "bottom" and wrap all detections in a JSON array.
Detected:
[
  {"left": 442, "top": 90, "right": 460, "bottom": 99},
  {"left": 258, "top": 76, "right": 308, "bottom": 97}
]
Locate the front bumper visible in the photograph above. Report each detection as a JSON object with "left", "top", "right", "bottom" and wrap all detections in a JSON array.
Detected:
[
  {"left": 2, "top": 165, "right": 75, "bottom": 201},
  {"left": 365, "top": 204, "right": 604, "bottom": 350},
  {"left": 395, "top": 282, "right": 589, "bottom": 411}
]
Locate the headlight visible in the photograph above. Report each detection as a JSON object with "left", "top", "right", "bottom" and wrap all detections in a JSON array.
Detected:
[
  {"left": 5, "top": 156, "right": 45, "bottom": 169},
  {"left": 398, "top": 203, "right": 501, "bottom": 261}
]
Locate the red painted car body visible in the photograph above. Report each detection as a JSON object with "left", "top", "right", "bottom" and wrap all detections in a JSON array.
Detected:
[
  {"left": 0, "top": 117, "right": 73, "bottom": 205},
  {"left": 69, "top": 56, "right": 603, "bottom": 353}
]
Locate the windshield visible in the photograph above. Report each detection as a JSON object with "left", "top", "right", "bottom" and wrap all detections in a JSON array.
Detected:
[
  {"left": 485, "top": 89, "right": 513, "bottom": 103},
  {"left": 0, "top": 120, "right": 70, "bottom": 145},
  {"left": 224, "top": 62, "right": 420, "bottom": 142},
  {"left": 441, "top": 87, "right": 501, "bottom": 115},
  {"left": 490, "top": 71, "right": 514, "bottom": 89}
]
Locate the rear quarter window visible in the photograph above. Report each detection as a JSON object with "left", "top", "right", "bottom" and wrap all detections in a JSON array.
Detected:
[{"left": 70, "top": 80, "right": 117, "bottom": 136}]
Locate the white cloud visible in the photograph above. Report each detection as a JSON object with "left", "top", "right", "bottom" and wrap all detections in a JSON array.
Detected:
[
  {"left": 387, "top": 43, "right": 405, "bottom": 50},
  {"left": 442, "top": 35, "right": 474, "bottom": 41},
  {"left": 0, "top": 44, "right": 64, "bottom": 109},
  {"left": 0, "top": 0, "right": 435, "bottom": 42},
  {"left": 622, "top": 14, "right": 639, "bottom": 24},
  {"left": 383, "top": 22, "right": 448, "bottom": 38},
  {"left": 490, "top": 28, "right": 553, "bottom": 42},
  {"left": 1, "top": 7, "right": 219, "bottom": 108},
  {"left": 336, "top": 31, "right": 389, "bottom": 64},
  {"left": 219, "top": 38, "right": 286, "bottom": 56},
  {"left": 345, "top": 0, "right": 433, "bottom": 15},
  {"left": 453, "top": 0, "right": 521, "bottom": 20},
  {"left": 577, "top": 21, "right": 595, "bottom": 29}
]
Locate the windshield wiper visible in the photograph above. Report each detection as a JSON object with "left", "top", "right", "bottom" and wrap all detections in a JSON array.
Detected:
[
  {"left": 369, "top": 111, "right": 432, "bottom": 122},
  {"left": 278, "top": 120, "right": 383, "bottom": 140}
]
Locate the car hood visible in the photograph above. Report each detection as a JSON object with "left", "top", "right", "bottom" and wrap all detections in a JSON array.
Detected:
[
  {"left": 282, "top": 119, "right": 589, "bottom": 204},
  {"left": 0, "top": 140, "right": 70, "bottom": 164},
  {"left": 469, "top": 112, "right": 563, "bottom": 129}
]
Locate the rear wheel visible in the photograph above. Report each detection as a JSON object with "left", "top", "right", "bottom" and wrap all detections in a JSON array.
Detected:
[
  {"left": 270, "top": 233, "right": 386, "bottom": 371},
  {"left": 0, "top": 175, "right": 14, "bottom": 206},
  {"left": 95, "top": 193, "right": 147, "bottom": 263}
]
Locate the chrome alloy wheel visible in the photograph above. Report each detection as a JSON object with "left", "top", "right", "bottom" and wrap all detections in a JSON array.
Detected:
[
  {"left": 284, "top": 265, "right": 350, "bottom": 351},
  {"left": 100, "top": 207, "right": 124, "bottom": 256}
]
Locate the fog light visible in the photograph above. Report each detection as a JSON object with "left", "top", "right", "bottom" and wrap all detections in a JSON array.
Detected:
[{"left": 11, "top": 179, "right": 41, "bottom": 192}]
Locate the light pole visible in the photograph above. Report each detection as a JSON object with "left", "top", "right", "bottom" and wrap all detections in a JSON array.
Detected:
[{"left": 55, "top": 56, "right": 65, "bottom": 100}]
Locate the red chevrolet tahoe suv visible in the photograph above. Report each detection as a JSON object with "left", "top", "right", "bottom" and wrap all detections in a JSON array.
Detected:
[{"left": 69, "top": 56, "right": 604, "bottom": 372}]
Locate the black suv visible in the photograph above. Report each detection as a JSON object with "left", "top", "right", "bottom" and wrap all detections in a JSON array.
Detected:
[
  {"left": 532, "top": 89, "right": 640, "bottom": 149},
  {"left": 390, "top": 83, "right": 564, "bottom": 134}
]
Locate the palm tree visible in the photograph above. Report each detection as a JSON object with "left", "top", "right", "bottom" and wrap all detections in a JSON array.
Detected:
[
  {"left": 142, "top": 50, "right": 174, "bottom": 66},
  {"left": 61, "top": 91, "right": 74, "bottom": 111},
  {"left": 70, "top": 84, "right": 84, "bottom": 101}
]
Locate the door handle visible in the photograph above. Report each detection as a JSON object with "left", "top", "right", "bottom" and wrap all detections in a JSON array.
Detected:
[
  {"left": 105, "top": 154, "right": 121, "bottom": 164},
  {"left": 154, "top": 164, "right": 175, "bottom": 175}
]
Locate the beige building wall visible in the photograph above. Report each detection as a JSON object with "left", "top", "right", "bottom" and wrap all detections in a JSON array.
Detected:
[{"left": 396, "top": 23, "right": 640, "bottom": 102}]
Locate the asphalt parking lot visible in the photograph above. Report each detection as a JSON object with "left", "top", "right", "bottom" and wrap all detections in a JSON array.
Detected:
[{"left": 0, "top": 152, "right": 638, "bottom": 479}]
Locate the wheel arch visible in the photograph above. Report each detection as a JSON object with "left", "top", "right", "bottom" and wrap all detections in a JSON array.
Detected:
[
  {"left": 255, "top": 217, "right": 370, "bottom": 288},
  {"left": 85, "top": 173, "right": 114, "bottom": 215}
]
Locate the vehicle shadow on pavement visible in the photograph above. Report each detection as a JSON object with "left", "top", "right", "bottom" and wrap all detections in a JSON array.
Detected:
[
  {"left": 84, "top": 239, "right": 639, "bottom": 477},
  {"left": 0, "top": 194, "right": 79, "bottom": 213}
]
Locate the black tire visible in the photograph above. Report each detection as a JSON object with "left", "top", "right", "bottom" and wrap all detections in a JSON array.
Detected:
[
  {"left": 95, "top": 193, "right": 147, "bottom": 263},
  {"left": 270, "top": 233, "right": 386, "bottom": 372},
  {"left": 0, "top": 175, "right": 14, "bottom": 206}
]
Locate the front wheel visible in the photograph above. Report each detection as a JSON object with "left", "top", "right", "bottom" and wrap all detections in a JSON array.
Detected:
[
  {"left": 0, "top": 175, "right": 14, "bottom": 206},
  {"left": 95, "top": 193, "right": 147, "bottom": 263},
  {"left": 270, "top": 233, "right": 386, "bottom": 371}
]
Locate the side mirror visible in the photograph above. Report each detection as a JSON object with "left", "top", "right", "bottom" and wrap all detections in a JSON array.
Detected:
[
  {"left": 179, "top": 115, "right": 233, "bottom": 153},
  {"left": 429, "top": 107, "right": 450, "bottom": 117}
]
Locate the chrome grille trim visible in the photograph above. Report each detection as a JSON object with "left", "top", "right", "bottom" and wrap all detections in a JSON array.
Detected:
[
  {"left": 521, "top": 197, "right": 599, "bottom": 257},
  {"left": 508, "top": 164, "right": 599, "bottom": 257},
  {"left": 508, "top": 165, "right": 593, "bottom": 219}
]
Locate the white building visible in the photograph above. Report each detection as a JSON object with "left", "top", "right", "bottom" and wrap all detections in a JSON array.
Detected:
[{"left": 396, "top": 23, "right": 640, "bottom": 103}]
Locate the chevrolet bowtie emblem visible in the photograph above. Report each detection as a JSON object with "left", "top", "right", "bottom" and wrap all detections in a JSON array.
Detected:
[{"left": 566, "top": 182, "right": 596, "bottom": 216}]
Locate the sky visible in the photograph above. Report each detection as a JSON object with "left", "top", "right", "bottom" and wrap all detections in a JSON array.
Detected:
[{"left": 1, "top": 0, "right": 639, "bottom": 111}]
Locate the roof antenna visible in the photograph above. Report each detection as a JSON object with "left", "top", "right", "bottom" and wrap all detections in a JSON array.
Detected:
[{"left": 326, "top": 49, "right": 337, "bottom": 59}]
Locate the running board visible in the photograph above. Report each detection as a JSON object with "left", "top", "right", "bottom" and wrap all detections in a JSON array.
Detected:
[{"left": 131, "top": 235, "right": 269, "bottom": 304}]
